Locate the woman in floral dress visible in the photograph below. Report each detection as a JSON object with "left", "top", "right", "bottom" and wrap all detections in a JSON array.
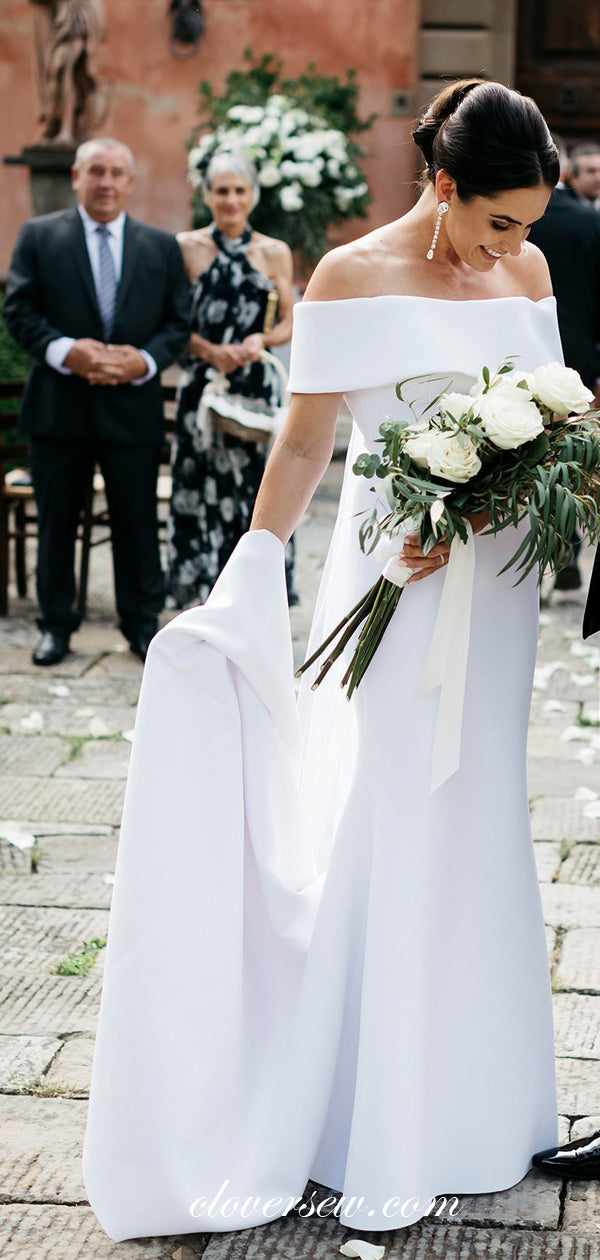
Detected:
[{"left": 167, "top": 151, "right": 298, "bottom": 607}]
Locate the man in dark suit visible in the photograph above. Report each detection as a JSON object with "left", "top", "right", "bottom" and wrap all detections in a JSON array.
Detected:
[
  {"left": 3, "top": 137, "right": 190, "bottom": 664},
  {"left": 528, "top": 141, "right": 600, "bottom": 633}
]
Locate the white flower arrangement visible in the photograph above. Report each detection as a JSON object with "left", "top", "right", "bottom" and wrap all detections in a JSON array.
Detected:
[
  {"left": 187, "top": 93, "right": 370, "bottom": 224},
  {"left": 297, "top": 358, "right": 600, "bottom": 697}
]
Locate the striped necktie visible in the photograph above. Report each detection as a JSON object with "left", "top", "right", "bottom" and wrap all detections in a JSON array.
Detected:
[{"left": 95, "top": 224, "right": 117, "bottom": 342}]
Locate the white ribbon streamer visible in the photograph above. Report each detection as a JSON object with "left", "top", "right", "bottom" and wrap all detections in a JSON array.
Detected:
[{"left": 417, "top": 521, "right": 475, "bottom": 793}]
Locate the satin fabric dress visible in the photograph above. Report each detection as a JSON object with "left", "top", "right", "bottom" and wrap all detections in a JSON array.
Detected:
[{"left": 83, "top": 295, "right": 563, "bottom": 1241}]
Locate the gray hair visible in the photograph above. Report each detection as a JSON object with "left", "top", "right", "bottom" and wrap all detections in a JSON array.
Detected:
[
  {"left": 74, "top": 137, "right": 135, "bottom": 173},
  {"left": 202, "top": 149, "right": 260, "bottom": 210}
]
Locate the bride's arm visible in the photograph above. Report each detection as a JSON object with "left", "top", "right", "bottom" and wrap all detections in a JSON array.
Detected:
[
  {"left": 250, "top": 249, "right": 355, "bottom": 542},
  {"left": 250, "top": 391, "right": 342, "bottom": 543}
]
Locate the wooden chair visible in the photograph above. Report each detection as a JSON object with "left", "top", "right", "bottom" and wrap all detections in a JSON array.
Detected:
[{"left": 0, "top": 379, "right": 178, "bottom": 617}]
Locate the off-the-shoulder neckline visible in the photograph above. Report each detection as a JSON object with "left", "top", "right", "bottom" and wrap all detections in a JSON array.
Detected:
[{"left": 300, "top": 294, "right": 555, "bottom": 308}]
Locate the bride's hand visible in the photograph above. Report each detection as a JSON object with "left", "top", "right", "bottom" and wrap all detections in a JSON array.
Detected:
[
  {"left": 402, "top": 510, "right": 490, "bottom": 584},
  {"left": 401, "top": 535, "right": 450, "bottom": 583}
]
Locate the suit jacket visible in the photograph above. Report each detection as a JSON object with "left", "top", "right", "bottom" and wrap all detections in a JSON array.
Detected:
[
  {"left": 3, "top": 208, "right": 191, "bottom": 446},
  {"left": 529, "top": 189, "right": 600, "bottom": 639},
  {"left": 528, "top": 187, "right": 600, "bottom": 390}
]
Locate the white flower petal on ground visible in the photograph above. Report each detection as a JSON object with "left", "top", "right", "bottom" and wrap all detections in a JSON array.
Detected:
[
  {"left": 533, "top": 662, "right": 566, "bottom": 690},
  {"left": 574, "top": 786, "right": 599, "bottom": 801},
  {"left": 47, "top": 684, "right": 70, "bottom": 698},
  {"left": 526, "top": 362, "right": 594, "bottom": 414},
  {"left": 569, "top": 673, "right": 595, "bottom": 687},
  {"left": 570, "top": 642, "right": 600, "bottom": 668},
  {"left": 561, "top": 726, "right": 592, "bottom": 742},
  {"left": 75, "top": 707, "right": 94, "bottom": 717},
  {"left": 583, "top": 800, "right": 600, "bottom": 818},
  {"left": 542, "top": 699, "right": 567, "bottom": 713},
  {"left": 340, "top": 1242, "right": 386, "bottom": 1260},
  {"left": 121, "top": 729, "right": 135, "bottom": 743},
  {"left": 20, "top": 711, "right": 44, "bottom": 732},
  {"left": 576, "top": 746, "right": 597, "bottom": 765},
  {"left": 104, "top": 873, "right": 115, "bottom": 885},
  {"left": 89, "top": 716, "right": 109, "bottom": 738},
  {"left": 0, "top": 821, "right": 36, "bottom": 849}
]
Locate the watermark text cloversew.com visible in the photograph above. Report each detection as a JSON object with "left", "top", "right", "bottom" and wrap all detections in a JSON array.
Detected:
[{"left": 189, "top": 1180, "right": 461, "bottom": 1223}]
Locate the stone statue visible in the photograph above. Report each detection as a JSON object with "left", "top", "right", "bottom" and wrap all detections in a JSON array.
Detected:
[{"left": 30, "top": 0, "right": 106, "bottom": 146}]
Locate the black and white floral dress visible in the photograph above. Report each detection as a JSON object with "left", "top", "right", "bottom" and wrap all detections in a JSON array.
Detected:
[{"left": 166, "top": 225, "right": 297, "bottom": 608}]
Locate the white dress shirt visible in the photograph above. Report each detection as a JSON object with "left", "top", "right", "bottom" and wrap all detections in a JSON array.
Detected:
[{"left": 45, "top": 204, "right": 157, "bottom": 383}]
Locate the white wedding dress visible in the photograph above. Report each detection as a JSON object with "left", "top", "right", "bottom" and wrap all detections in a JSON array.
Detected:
[{"left": 83, "top": 295, "right": 563, "bottom": 1242}]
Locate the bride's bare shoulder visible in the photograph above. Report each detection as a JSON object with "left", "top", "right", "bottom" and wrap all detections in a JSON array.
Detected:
[
  {"left": 506, "top": 241, "right": 553, "bottom": 301},
  {"left": 303, "top": 229, "right": 392, "bottom": 302}
]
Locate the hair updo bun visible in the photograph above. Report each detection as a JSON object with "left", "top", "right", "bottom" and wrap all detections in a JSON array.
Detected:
[{"left": 412, "top": 79, "right": 559, "bottom": 200}]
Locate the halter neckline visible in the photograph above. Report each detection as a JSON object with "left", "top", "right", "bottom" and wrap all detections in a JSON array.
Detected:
[{"left": 211, "top": 225, "right": 253, "bottom": 254}]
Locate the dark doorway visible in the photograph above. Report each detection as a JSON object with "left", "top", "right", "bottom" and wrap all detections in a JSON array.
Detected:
[{"left": 516, "top": 0, "right": 600, "bottom": 139}]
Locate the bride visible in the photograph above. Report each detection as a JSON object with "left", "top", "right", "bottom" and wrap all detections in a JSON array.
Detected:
[{"left": 83, "top": 79, "right": 565, "bottom": 1242}]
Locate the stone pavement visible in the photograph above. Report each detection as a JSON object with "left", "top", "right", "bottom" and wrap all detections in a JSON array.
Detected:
[{"left": 0, "top": 460, "right": 599, "bottom": 1259}]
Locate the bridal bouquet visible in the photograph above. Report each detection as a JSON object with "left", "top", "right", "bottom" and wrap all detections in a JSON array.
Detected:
[{"left": 297, "top": 360, "right": 600, "bottom": 698}]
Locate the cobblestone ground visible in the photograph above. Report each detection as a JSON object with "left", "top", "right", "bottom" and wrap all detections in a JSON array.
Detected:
[{"left": 0, "top": 458, "right": 599, "bottom": 1259}]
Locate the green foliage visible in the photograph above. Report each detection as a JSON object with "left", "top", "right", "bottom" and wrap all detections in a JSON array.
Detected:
[
  {"left": 196, "top": 51, "right": 375, "bottom": 135},
  {"left": 187, "top": 49, "right": 375, "bottom": 263},
  {"left": 0, "top": 292, "right": 29, "bottom": 425},
  {"left": 50, "top": 936, "right": 107, "bottom": 977},
  {"left": 355, "top": 362, "right": 600, "bottom": 583},
  {"left": 0, "top": 293, "right": 29, "bottom": 383}
]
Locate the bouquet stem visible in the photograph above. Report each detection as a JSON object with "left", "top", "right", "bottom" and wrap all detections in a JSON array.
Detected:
[{"left": 295, "top": 576, "right": 403, "bottom": 697}]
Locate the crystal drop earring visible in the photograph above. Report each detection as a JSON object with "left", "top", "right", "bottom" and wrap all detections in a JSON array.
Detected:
[{"left": 426, "top": 201, "right": 449, "bottom": 260}]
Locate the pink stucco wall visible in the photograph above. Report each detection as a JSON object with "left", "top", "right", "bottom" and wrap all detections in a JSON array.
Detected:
[{"left": 1, "top": 0, "right": 419, "bottom": 274}]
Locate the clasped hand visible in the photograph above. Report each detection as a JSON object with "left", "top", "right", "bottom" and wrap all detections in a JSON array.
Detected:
[
  {"left": 210, "top": 333, "right": 265, "bottom": 375},
  {"left": 401, "top": 510, "right": 490, "bottom": 584},
  {"left": 64, "top": 339, "right": 147, "bottom": 385}
]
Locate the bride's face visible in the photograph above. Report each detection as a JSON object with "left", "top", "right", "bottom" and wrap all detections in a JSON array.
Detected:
[{"left": 437, "top": 176, "right": 551, "bottom": 271}]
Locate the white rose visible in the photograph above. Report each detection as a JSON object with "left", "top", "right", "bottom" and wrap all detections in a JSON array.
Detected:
[
  {"left": 403, "top": 428, "right": 432, "bottom": 468},
  {"left": 226, "top": 105, "right": 265, "bottom": 124},
  {"left": 266, "top": 94, "right": 287, "bottom": 114},
  {"left": 441, "top": 392, "right": 475, "bottom": 423},
  {"left": 258, "top": 161, "right": 282, "bottom": 187},
  {"left": 475, "top": 381, "right": 545, "bottom": 450},
  {"left": 280, "top": 159, "right": 303, "bottom": 180},
  {"left": 285, "top": 133, "right": 324, "bottom": 160},
  {"left": 525, "top": 362, "right": 594, "bottom": 414},
  {"left": 280, "top": 183, "right": 304, "bottom": 211},
  {"left": 295, "top": 161, "right": 322, "bottom": 187},
  {"left": 334, "top": 186, "right": 357, "bottom": 211},
  {"left": 426, "top": 430, "right": 482, "bottom": 483}
]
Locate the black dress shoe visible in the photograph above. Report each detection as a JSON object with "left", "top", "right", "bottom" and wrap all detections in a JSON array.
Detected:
[
  {"left": 532, "top": 1130, "right": 600, "bottom": 1178},
  {"left": 32, "top": 631, "right": 70, "bottom": 667},
  {"left": 128, "top": 634, "right": 154, "bottom": 663}
]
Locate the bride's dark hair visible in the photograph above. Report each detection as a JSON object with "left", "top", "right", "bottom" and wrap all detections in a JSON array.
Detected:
[{"left": 412, "top": 79, "right": 559, "bottom": 199}]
